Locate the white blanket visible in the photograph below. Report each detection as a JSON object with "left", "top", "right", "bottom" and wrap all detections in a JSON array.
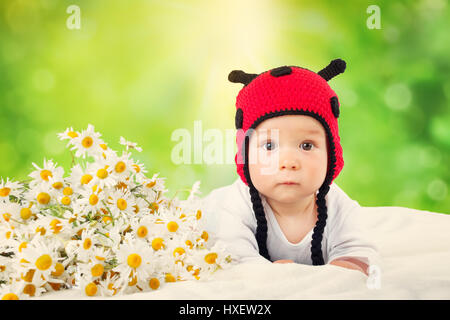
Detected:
[{"left": 37, "top": 206, "right": 450, "bottom": 300}]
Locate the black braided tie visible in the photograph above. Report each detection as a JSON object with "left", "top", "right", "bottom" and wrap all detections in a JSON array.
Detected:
[{"left": 310, "top": 184, "right": 330, "bottom": 265}]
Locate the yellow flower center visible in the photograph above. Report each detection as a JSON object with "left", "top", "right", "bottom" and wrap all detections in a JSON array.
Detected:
[
  {"left": 81, "top": 174, "right": 93, "bottom": 185},
  {"left": 82, "top": 136, "right": 94, "bottom": 148},
  {"left": 51, "top": 263, "right": 65, "bottom": 277},
  {"left": 91, "top": 264, "right": 104, "bottom": 277},
  {"left": 102, "top": 216, "right": 112, "bottom": 224},
  {"left": 132, "top": 164, "right": 141, "bottom": 173},
  {"left": 37, "top": 192, "right": 51, "bottom": 205},
  {"left": 63, "top": 187, "right": 73, "bottom": 196},
  {"left": 99, "top": 143, "right": 108, "bottom": 150},
  {"left": 96, "top": 168, "right": 108, "bottom": 179},
  {"left": 21, "top": 269, "right": 35, "bottom": 282},
  {"left": 146, "top": 181, "right": 156, "bottom": 188},
  {"left": 201, "top": 231, "right": 209, "bottom": 242},
  {"left": 151, "top": 238, "right": 164, "bottom": 251},
  {"left": 50, "top": 219, "right": 62, "bottom": 234},
  {"left": 83, "top": 238, "right": 92, "bottom": 250},
  {"left": 85, "top": 282, "right": 97, "bottom": 296},
  {"left": 23, "top": 284, "right": 36, "bottom": 297},
  {"left": 52, "top": 182, "right": 63, "bottom": 189},
  {"left": 18, "top": 242, "right": 28, "bottom": 252},
  {"left": 128, "top": 275, "right": 138, "bottom": 286},
  {"left": 167, "top": 221, "right": 179, "bottom": 233},
  {"left": 40, "top": 169, "right": 53, "bottom": 181},
  {"left": 2, "top": 212, "right": 11, "bottom": 222},
  {"left": 2, "top": 293, "right": 19, "bottom": 300},
  {"left": 149, "top": 278, "right": 160, "bottom": 290},
  {"left": 89, "top": 194, "right": 99, "bottom": 206},
  {"left": 35, "top": 254, "right": 52, "bottom": 271},
  {"left": 0, "top": 187, "right": 11, "bottom": 197},
  {"left": 196, "top": 210, "right": 202, "bottom": 220},
  {"left": 117, "top": 198, "right": 127, "bottom": 210},
  {"left": 68, "top": 131, "right": 78, "bottom": 138},
  {"left": 204, "top": 253, "right": 218, "bottom": 264},
  {"left": 187, "top": 265, "right": 200, "bottom": 276},
  {"left": 115, "top": 161, "right": 126, "bottom": 173},
  {"left": 137, "top": 226, "right": 148, "bottom": 238},
  {"left": 20, "top": 208, "right": 32, "bottom": 220},
  {"left": 173, "top": 247, "right": 185, "bottom": 257},
  {"left": 36, "top": 226, "right": 46, "bottom": 236},
  {"left": 127, "top": 254, "right": 142, "bottom": 269},
  {"left": 165, "top": 273, "right": 176, "bottom": 283},
  {"left": 107, "top": 283, "right": 117, "bottom": 295},
  {"left": 61, "top": 196, "right": 71, "bottom": 206},
  {"left": 185, "top": 240, "right": 193, "bottom": 249}
]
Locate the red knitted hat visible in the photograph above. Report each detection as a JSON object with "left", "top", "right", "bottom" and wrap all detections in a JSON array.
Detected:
[{"left": 229, "top": 59, "right": 346, "bottom": 188}]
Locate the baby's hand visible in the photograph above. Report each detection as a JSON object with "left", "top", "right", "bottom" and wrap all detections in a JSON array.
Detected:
[
  {"left": 329, "top": 258, "right": 368, "bottom": 275},
  {"left": 273, "top": 259, "right": 294, "bottom": 264}
]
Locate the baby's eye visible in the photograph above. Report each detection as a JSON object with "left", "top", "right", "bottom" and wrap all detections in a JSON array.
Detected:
[
  {"left": 262, "top": 141, "right": 277, "bottom": 151},
  {"left": 300, "top": 142, "right": 314, "bottom": 151}
]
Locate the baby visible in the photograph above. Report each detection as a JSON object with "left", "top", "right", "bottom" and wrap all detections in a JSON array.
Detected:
[{"left": 202, "top": 59, "right": 380, "bottom": 276}]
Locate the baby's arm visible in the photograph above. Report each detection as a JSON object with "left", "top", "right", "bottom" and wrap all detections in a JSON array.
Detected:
[{"left": 329, "top": 257, "right": 369, "bottom": 275}]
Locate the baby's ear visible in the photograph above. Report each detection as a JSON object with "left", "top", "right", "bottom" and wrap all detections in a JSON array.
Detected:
[
  {"left": 318, "top": 59, "right": 346, "bottom": 81},
  {"left": 228, "top": 70, "right": 258, "bottom": 86}
]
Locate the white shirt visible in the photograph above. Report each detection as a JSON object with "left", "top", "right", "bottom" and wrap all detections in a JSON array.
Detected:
[{"left": 200, "top": 178, "right": 381, "bottom": 267}]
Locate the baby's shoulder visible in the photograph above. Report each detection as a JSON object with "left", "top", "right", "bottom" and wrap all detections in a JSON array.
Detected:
[
  {"left": 201, "top": 178, "right": 254, "bottom": 219},
  {"left": 325, "top": 183, "right": 361, "bottom": 225}
]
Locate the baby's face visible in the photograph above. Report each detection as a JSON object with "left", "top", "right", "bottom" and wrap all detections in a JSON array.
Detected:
[{"left": 248, "top": 115, "right": 328, "bottom": 203}]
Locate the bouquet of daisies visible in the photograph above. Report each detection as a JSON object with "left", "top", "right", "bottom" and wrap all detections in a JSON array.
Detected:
[{"left": 0, "top": 125, "right": 232, "bottom": 300}]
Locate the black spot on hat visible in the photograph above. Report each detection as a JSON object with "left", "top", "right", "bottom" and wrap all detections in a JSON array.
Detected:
[
  {"left": 330, "top": 96, "right": 340, "bottom": 118},
  {"left": 270, "top": 66, "right": 292, "bottom": 77}
]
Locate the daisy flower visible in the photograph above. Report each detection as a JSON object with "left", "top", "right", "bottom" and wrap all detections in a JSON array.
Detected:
[
  {"left": 130, "top": 158, "right": 147, "bottom": 177},
  {"left": 0, "top": 177, "right": 23, "bottom": 203},
  {"left": 140, "top": 173, "right": 168, "bottom": 195},
  {"left": 119, "top": 136, "right": 143, "bottom": 152},
  {"left": 68, "top": 163, "right": 96, "bottom": 190},
  {"left": 106, "top": 188, "right": 137, "bottom": 219},
  {"left": 0, "top": 223, "right": 16, "bottom": 247},
  {"left": 78, "top": 259, "right": 106, "bottom": 281},
  {"left": 109, "top": 151, "right": 134, "bottom": 181},
  {"left": 98, "top": 271, "right": 121, "bottom": 297},
  {"left": 75, "top": 273, "right": 100, "bottom": 297},
  {"left": 0, "top": 280, "right": 28, "bottom": 300},
  {"left": 88, "top": 159, "right": 117, "bottom": 190},
  {"left": 0, "top": 201, "right": 21, "bottom": 225},
  {"left": 20, "top": 272, "right": 48, "bottom": 298},
  {"left": 113, "top": 239, "right": 154, "bottom": 287},
  {"left": 17, "top": 238, "right": 63, "bottom": 283},
  {"left": 76, "top": 184, "right": 107, "bottom": 215},
  {"left": 24, "top": 183, "right": 57, "bottom": 209},
  {"left": 28, "top": 159, "right": 64, "bottom": 189},
  {"left": 75, "top": 228, "right": 99, "bottom": 263},
  {"left": 70, "top": 124, "right": 104, "bottom": 159},
  {"left": 129, "top": 215, "right": 154, "bottom": 240},
  {"left": 57, "top": 127, "right": 80, "bottom": 147}
]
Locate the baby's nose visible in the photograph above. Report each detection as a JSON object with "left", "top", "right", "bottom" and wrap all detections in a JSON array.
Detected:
[{"left": 279, "top": 156, "right": 300, "bottom": 170}]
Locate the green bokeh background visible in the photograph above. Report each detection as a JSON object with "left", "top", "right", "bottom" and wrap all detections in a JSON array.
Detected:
[{"left": 0, "top": 0, "right": 449, "bottom": 213}]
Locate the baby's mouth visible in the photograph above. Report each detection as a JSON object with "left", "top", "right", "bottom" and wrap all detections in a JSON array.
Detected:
[{"left": 278, "top": 181, "right": 300, "bottom": 186}]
